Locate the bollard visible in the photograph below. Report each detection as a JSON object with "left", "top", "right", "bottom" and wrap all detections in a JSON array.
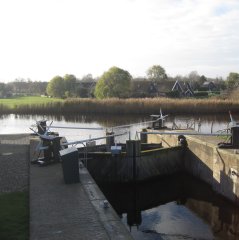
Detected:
[{"left": 178, "top": 135, "right": 188, "bottom": 147}]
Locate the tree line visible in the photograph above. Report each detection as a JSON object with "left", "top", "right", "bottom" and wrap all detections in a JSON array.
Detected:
[
  {"left": 0, "top": 79, "right": 48, "bottom": 98},
  {"left": 0, "top": 65, "right": 238, "bottom": 99}
]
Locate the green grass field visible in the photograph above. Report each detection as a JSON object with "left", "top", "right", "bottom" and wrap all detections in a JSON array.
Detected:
[
  {"left": 0, "top": 192, "right": 29, "bottom": 240},
  {"left": 0, "top": 96, "right": 63, "bottom": 108}
]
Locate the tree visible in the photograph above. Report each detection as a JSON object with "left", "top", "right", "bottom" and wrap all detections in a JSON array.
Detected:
[
  {"left": 0, "top": 83, "right": 6, "bottom": 98},
  {"left": 188, "top": 71, "right": 200, "bottom": 82},
  {"left": 81, "top": 74, "right": 94, "bottom": 82},
  {"left": 226, "top": 72, "right": 239, "bottom": 90},
  {"left": 188, "top": 71, "right": 200, "bottom": 89},
  {"left": 46, "top": 76, "right": 65, "bottom": 98},
  {"left": 214, "top": 77, "right": 226, "bottom": 90},
  {"left": 94, "top": 66, "right": 132, "bottom": 99},
  {"left": 11, "top": 79, "right": 28, "bottom": 94},
  {"left": 199, "top": 75, "right": 207, "bottom": 85},
  {"left": 146, "top": 65, "right": 167, "bottom": 82},
  {"left": 63, "top": 74, "right": 77, "bottom": 97}
]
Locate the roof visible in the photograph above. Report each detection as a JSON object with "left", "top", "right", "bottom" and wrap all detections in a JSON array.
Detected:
[{"left": 173, "top": 80, "right": 194, "bottom": 91}]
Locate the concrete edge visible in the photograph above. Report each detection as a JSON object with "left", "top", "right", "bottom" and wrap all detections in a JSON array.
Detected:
[
  {"left": 186, "top": 135, "right": 216, "bottom": 148},
  {"left": 79, "top": 165, "right": 133, "bottom": 240},
  {"left": 186, "top": 135, "right": 239, "bottom": 159}
]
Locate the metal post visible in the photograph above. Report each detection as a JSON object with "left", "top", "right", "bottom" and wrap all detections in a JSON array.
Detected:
[
  {"left": 231, "top": 126, "right": 239, "bottom": 148},
  {"left": 198, "top": 118, "right": 201, "bottom": 132},
  {"left": 52, "top": 136, "right": 62, "bottom": 162},
  {"left": 211, "top": 122, "right": 214, "bottom": 134},
  {"left": 126, "top": 140, "right": 141, "bottom": 181},
  {"left": 140, "top": 129, "right": 148, "bottom": 143},
  {"left": 151, "top": 116, "right": 162, "bottom": 129},
  {"left": 106, "top": 131, "right": 115, "bottom": 152},
  {"left": 41, "top": 139, "right": 52, "bottom": 163}
]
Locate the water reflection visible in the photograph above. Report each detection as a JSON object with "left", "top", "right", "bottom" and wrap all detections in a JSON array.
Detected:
[
  {"left": 0, "top": 113, "right": 235, "bottom": 132},
  {"left": 0, "top": 113, "right": 237, "bottom": 144},
  {"left": 99, "top": 173, "right": 239, "bottom": 240}
]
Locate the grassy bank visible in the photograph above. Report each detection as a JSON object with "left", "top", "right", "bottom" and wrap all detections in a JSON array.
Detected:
[
  {"left": 0, "top": 191, "right": 29, "bottom": 240},
  {"left": 0, "top": 97, "right": 239, "bottom": 115},
  {"left": 0, "top": 96, "right": 63, "bottom": 108}
]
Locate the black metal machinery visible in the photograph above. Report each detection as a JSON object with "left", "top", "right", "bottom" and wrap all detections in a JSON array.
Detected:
[
  {"left": 151, "top": 116, "right": 163, "bottom": 129},
  {"left": 37, "top": 120, "right": 47, "bottom": 134},
  {"left": 150, "top": 116, "right": 168, "bottom": 130},
  {"left": 36, "top": 135, "right": 63, "bottom": 166},
  {"left": 32, "top": 120, "right": 65, "bottom": 166}
]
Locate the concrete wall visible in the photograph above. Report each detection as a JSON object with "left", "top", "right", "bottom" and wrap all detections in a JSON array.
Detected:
[
  {"left": 147, "top": 130, "right": 239, "bottom": 205},
  {"left": 184, "top": 137, "right": 239, "bottom": 204},
  {"left": 186, "top": 198, "right": 239, "bottom": 240}
]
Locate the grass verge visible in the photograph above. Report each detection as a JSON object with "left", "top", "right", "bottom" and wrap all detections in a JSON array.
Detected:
[
  {"left": 0, "top": 191, "right": 29, "bottom": 240},
  {"left": 0, "top": 96, "right": 63, "bottom": 108}
]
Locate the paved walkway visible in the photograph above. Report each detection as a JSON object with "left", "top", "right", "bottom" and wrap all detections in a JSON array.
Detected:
[
  {"left": 29, "top": 139, "right": 132, "bottom": 240},
  {"left": 0, "top": 134, "right": 29, "bottom": 193},
  {"left": 1, "top": 134, "right": 132, "bottom": 239}
]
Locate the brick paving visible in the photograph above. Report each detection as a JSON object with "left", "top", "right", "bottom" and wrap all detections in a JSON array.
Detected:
[
  {"left": 0, "top": 134, "right": 30, "bottom": 193},
  {"left": 29, "top": 139, "right": 133, "bottom": 240},
  {"left": 30, "top": 163, "right": 111, "bottom": 240},
  {"left": 0, "top": 134, "right": 133, "bottom": 240}
]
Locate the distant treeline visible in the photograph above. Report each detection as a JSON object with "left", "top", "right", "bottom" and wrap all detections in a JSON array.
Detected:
[
  {"left": 0, "top": 80, "right": 47, "bottom": 98},
  {"left": 0, "top": 69, "right": 228, "bottom": 99},
  {"left": 1, "top": 98, "right": 238, "bottom": 115}
]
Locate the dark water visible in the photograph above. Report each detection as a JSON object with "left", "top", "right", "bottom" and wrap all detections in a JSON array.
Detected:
[{"left": 98, "top": 173, "right": 239, "bottom": 240}]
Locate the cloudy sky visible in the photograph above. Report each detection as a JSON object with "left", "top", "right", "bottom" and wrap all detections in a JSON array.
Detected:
[{"left": 0, "top": 0, "right": 238, "bottom": 82}]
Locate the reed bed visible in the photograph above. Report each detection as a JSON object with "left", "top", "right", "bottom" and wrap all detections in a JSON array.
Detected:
[
  {"left": 0, "top": 104, "right": 11, "bottom": 114},
  {"left": 1, "top": 97, "right": 238, "bottom": 115}
]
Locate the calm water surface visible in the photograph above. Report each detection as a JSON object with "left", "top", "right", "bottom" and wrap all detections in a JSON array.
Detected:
[{"left": 0, "top": 113, "right": 235, "bottom": 142}]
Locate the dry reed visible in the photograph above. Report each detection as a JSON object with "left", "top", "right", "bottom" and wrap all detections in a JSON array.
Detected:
[{"left": 0, "top": 98, "right": 238, "bottom": 115}]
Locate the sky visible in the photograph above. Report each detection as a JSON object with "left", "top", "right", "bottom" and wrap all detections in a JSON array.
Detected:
[{"left": 0, "top": 0, "right": 238, "bottom": 82}]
